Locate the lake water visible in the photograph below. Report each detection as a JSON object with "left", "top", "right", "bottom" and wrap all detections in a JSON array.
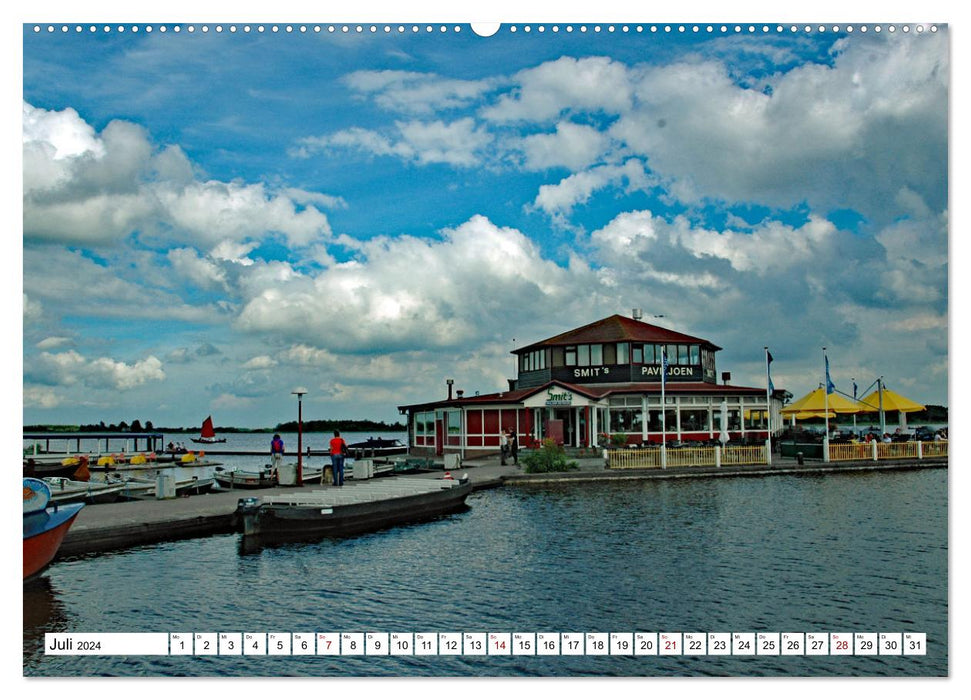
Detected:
[
  {"left": 26, "top": 431, "right": 408, "bottom": 485},
  {"left": 23, "top": 462, "right": 947, "bottom": 677}
]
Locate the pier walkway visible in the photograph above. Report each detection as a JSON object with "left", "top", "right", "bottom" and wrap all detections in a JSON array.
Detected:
[{"left": 57, "top": 454, "right": 946, "bottom": 558}]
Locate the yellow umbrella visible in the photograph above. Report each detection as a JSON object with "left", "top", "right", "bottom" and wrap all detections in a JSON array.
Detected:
[
  {"left": 780, "top": 389, "right": 817, "bottom": 415},
  {"left": 857, "top": 388, "right": 925, "bottom": 414},
  {"left": 781, "top": 387, "right": 867, "bottom": 417}
]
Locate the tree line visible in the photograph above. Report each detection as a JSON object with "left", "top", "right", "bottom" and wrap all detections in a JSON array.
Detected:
[
  {"left": 273, "top": 419, "right": 406, "bottom": 433},
  {"left": 25, "top": 418, "right": 406, "bottom": 433}
]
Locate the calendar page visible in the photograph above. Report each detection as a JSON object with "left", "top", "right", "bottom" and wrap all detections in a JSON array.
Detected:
[{"left": 19, "top": 0, "right": 952, "bottom": 688}]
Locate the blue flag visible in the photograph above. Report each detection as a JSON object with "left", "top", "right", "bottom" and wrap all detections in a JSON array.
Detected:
[
  {"left": 767, "top": 350, "right": 775, "bottom": 393},
  {"left": 825, "top": 355, "right": 835, "bottom": 394},
  {"left": 661, "top": 348, "right": 668, "bottom": 387}
]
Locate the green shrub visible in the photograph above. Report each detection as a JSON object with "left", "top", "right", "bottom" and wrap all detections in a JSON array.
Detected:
[{"left": 520, "top": 438, "right": 578, "bottom": 473}]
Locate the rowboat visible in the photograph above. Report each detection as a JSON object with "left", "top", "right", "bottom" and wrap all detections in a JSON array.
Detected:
[
  {"left": 213, "top": 467, "right": 278, "bottom": 489},
  {"left": 237, "top": 476, "right": 472, "bottom": 540},
  {"left": 24, "top": 478, "right": 84, "bottom": 581},
  {"left": 42, "top": 477, "right": 129, "bottom": 505},
  {"left": 103, "top": 474, "right": 215, "bottom": 499},
  {"left": 23, "top": 455, "right": 92, "bottom": 479}
]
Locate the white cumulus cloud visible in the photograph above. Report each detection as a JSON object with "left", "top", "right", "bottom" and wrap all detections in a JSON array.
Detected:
[{"left": 23, "top": 102, "right": 335, "bottom": 248}]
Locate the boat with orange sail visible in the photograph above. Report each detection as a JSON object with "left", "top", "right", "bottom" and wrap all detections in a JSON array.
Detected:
[{"left": 191, "top": 415, "right": 226, "bottom": 444}]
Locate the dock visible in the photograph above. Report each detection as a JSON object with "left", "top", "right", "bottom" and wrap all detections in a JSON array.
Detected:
[{"left": 56, "top": 455, "right": 946, "bottom": 558}]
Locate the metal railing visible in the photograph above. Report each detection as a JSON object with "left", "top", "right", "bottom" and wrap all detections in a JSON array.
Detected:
[
  {"left": 827, "top": 440, "right": 947, "bottom": 462},
  {"left": 828, "top": 443, "right": 872, "bottom": 462},
  {"left": 607, "top": 448, "right": 662, "bottom": 469},
  {"left": 606, "top": 444, "right": 768, "bottom": 469},
  {"left": 722, "top": 445, "right": 768, "bottom": 466},
  {"left": 875, "top": 441, "right": 918, "bottom": 460},
  {"left": 607, "top": 440, "right": 947, "bottom": 469},
  {"left": 921, "top": 440, "right": 948, "bottom": 458},
  {"left": 665, "top": 447, "right": 717, "bottom": 468}
]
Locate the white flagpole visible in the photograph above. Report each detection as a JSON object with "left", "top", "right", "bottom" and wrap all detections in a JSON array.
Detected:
[{"left": 661, "top": 348, "right": 667, "bottom": 468}]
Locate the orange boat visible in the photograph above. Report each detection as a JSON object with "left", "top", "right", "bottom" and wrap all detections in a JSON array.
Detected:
[{"left": 23, "top": 478, "right": 83, "bottom": 582}]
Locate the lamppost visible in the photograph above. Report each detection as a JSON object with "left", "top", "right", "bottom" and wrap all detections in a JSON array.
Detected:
[{"left": 292, "top": 388, "right": 307, "bottom": 486}]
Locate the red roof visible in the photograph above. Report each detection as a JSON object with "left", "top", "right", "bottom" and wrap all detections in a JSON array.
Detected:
[
  {"left": 398, "top": 380, "right": 766, "bottom": 411},
  {"left": 515, "top": 314, "right": 721, "bottom": 353}
]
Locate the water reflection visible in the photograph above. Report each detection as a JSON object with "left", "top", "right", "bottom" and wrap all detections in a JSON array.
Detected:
[{"left": 24, "top": 577, "right": 71, "bottom": 666}]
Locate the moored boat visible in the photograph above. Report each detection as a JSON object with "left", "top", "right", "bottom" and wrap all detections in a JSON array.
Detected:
[
  {"left": 346, "top": 437, "right": 407, "bottom": 458},
  {"left": 42, "top": 476, "right": 129, "bottom": 505},
  {"left": 24, "top": 478, "right": 84, "bottom": 581},
  {"left": 213, "top": 467, "right": 278, "bottom": 489},
  {"left": 104, "top": 473, "right": 215, "bottom": 499},
  {"left": 23, "top": 455, "right": 92, "bottom": 479},
  {"left": 237, "top": 476, "right": 472, "bottom": 540}
]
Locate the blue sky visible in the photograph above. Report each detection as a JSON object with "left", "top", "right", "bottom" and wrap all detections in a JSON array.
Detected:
[{"left": 20, "top": 16, "right": 950, "bottom": 429}]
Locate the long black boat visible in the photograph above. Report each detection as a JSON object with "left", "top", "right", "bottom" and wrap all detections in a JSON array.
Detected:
[
  {"left": 237, "top": 477, "right": 471, "bottom": 540},
  {"left": 345, "top": 437, "right": 408, "bottom": 458}
]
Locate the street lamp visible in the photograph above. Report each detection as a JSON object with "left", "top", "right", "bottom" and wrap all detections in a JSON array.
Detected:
[{"left": 292, "top": 388, "right": 307, "bottom": 485}]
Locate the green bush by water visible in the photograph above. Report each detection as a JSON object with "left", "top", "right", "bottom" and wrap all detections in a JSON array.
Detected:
[{"left": 521, "top": 439, "right": 579, "bottom": 473}]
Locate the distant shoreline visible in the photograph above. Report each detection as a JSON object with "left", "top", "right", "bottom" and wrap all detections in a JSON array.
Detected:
[{"left": 22, "top": 420, "right": 407, "bottom": 435}]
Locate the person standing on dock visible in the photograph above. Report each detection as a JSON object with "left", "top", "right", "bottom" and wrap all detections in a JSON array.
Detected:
[
  {"left": 270, "top": 433, "right": 285, "bottom": 472},
  {"left": 510, "top": 430, "right": 519, "bottom": 467},
  {"left": 500, "top": 429, "right": 509, "bottom": 465},
  {"left": 329, "top": 430, "right": 348, "bottom": 486}
]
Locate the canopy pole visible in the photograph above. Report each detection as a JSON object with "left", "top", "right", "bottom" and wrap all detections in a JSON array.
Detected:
[{"left": 878, "top": 377, "right": 886, "bottom": 435}]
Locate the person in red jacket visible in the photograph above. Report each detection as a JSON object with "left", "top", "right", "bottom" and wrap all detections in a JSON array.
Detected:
[{"left": 329, "top": 430, "right": 348, "bottom": 486}]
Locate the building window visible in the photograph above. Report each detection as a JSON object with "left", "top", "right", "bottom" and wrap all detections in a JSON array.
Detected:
[
  {"left": 647, "top": 408, "right": 678, "bottom": 432},
  {"left": 552, "top": 346, "right": 565, "bottom": 367},
  {"left": 617, "top": 342, "right": 629, "bottom": 363},
  {"left": 446, "top": 410, "right": 461, "bottom": 435},
  {"left": 702, "top": 349, "right": 715, "bottom": 376},
  {"left": 632, "top": 344, "right": 643, "bottom": 364},
  {"left": 414, "top": 411, "right": 435, "bottom": 436},
  {"left": 690, "top": 345, "right": 700, "bottom": 365},
  {"left": 565, "top": 346, "right": 577, "bottom": 366},
  {"left": 609, "top": 408, "right": 643, "bottom": 434},
  {"left": 680, "top": 408, "right": 709, "bottom": 431},
  {"left": 745, "top": 407, "right": 769, "bottom": 429},
  {"left": 590, "top": 344, "right": 602, "bottom": 365},
  {"left": 578, "top": 344, "right": 590, "bottom": 366},
  {"left": 678, "top": 345, "right": 689, "bottom": 364},
  {"left": 521, "top": 349, "right": 545, "bottom": 372},
  {"left": 727, "top": 409, "right": 741, "bottom": 431},
  {"left": 604, "top": 343, "right": 617, "bottom": 365}
]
